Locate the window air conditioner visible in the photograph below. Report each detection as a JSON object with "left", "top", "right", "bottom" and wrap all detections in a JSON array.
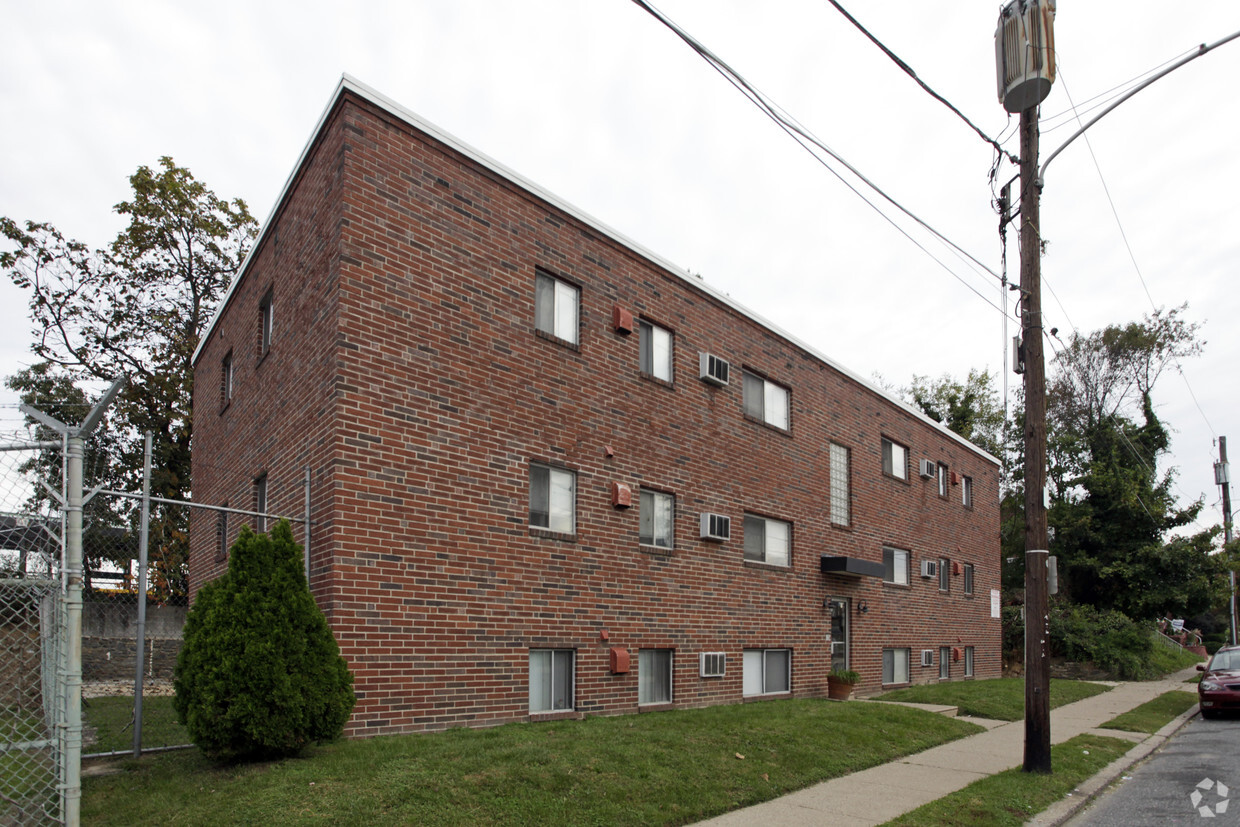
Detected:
[
  {"left": 920, "top": 559, "right": 938, "bottom": 579},
  {"left": 700, "top": 652, "right": 727, "bottom": 678},
  {"left": 921, "top": 649, "right": 935, "bottom": 667},
  {"left": 919, "top": 459, "right": 936, "bottom": 479},
  {"left": 699, "top": 352, "right": 730, "bottom": 386},
  {"left": 700, "top": 512, "right": 731, "bottom": 541}
]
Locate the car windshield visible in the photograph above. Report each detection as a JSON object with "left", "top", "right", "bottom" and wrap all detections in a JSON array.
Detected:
[{"left": 1210, "top": 651, "right": 1240, "bottom": 671}]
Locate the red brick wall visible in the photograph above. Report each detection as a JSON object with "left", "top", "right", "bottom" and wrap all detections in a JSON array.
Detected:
[{"left": 192, "top": 88, "right": 1002, "bottom": 737}]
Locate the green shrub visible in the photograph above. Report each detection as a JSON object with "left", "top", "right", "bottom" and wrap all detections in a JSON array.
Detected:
[{"left": 173, "top": 521, "right": 354, "bottom": 762}]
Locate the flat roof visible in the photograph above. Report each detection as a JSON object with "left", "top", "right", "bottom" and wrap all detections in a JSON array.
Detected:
[{"left": 194, "top": 74, "right": 999, "bottom": 466}]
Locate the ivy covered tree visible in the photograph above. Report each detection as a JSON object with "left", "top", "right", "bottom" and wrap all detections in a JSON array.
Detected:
[
  {"left": 2, "top": 158, "right": 257, "bottom": 599},
  {"left": 174, "top": 521, "right": 355, "bottom": 762}
]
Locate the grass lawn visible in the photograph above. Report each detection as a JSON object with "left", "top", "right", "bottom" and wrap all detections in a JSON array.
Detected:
[
  {"left": 882, "top": 733, "right": 1132, "bottom": 826},
  {"left": 872, "top": 678, "right": 1112, "bottom": 721},
  {"left": 1101, "top": 690, "right": 1199, "bottom": 734},
  {"left": 83, "top": 696, "right": 191, "bottom": 755},
  {"left": 83, "top": 699, "right": 982, "bottom": 826}
]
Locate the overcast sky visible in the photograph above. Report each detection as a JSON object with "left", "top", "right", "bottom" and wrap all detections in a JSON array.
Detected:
[{"left": 2, "top": 1, "right": 1238, "bottom": 536}]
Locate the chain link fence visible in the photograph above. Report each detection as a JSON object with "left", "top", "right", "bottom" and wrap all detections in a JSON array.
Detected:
[{"left": 0, "top": 439, "right": 66, "bottom": 826}]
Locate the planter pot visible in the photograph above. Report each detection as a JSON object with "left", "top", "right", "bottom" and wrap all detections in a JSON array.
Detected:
[{"left": 827, "top": 678, "right": 856, "bottom": 700}]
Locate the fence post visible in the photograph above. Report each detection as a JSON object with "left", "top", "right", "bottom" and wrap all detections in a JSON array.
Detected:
[
  {"left": 132, "top": 432, "right": 152, "bottom": 757},
  {"left": 63, "top": 432, "right": 84, "bottom": 825}
]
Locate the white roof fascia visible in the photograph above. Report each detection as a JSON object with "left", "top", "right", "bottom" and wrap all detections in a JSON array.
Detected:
[{"left": 194, "top": 74, "right": 999, "bottom": 467}]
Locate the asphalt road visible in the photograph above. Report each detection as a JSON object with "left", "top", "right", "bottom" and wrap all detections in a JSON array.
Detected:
[{"left": 1066, "top": 713, "right": 1240, "bottom": 826}]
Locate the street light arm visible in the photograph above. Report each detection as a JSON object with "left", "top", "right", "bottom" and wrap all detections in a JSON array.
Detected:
[{"left": 1038, "top": 29, "right": 1240, "bottom": 188}]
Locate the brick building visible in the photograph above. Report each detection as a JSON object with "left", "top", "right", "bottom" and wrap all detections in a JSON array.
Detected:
[{"left": 191, "top": 76, "right": 1001, "bottom": 736}]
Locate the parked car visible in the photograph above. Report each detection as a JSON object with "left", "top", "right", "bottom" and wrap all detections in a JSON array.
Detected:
[{"left": 1197, "top": 645, "right": 1240, "bottom": 719}]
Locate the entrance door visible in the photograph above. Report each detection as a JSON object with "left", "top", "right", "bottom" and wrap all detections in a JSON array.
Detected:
[{"left": 828, "top": 598, "right": 849, "bottom": 671}]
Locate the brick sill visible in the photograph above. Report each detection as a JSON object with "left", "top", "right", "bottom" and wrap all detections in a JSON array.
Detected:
[
  {"left": 529, "top": 528, "right": 577, "bottom": 543},
  {"left": 638, "top": 702, "right": 675, "bottom": 713},
  {"left": 743, "top": 560, "right": 792, "bottom": 573},
  {"left": 742, "top": 414, "right": 792, "bottom": 437}
]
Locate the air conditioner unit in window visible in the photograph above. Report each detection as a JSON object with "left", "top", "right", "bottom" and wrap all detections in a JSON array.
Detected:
[
  {"left": 699, "top": 352, "right": 730, "bottom": 386},
  {"left": 919, "top": 459, "right": 936, "bottom": 479},
  {"left": 921, "top": 649, "right": 935, "bottom": 667},
  {"left": 920, "top": 559, "right": 938, "bottom": 579},
  {"left": 700, "top": 652, "right": 727, "bottom": 678},
  {"left": 700, "top": 512, "right": 731, "bottom": 541}
]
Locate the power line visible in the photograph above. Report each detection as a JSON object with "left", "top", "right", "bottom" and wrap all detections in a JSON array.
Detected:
[
  {"left": 629, "top": 0, "right": 1015, "bottom": 319},
  {"left": 824, "top": 0, "right": 1019, "bottom": 165}
]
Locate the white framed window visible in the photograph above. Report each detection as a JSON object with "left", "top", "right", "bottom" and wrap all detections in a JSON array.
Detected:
[
  {"left": 743, "top": 649, "right": 790, "bottom": 696},
  {"left": 963, "top": 563, "right": 975, "bottom": 595},
  {"left": 529, "top": 464, "right": 575, "bottom": 534},
  {"left": 882, "top": 438, "right": 907, "bottom": 480},
  {"left": 638, "top": 320, "right": 673, "bottom": 382},
  {"left": 743, "top": 514, "right": 790, "bottom": 567},
  {"left": 937, "top": 463, "right": 949, "bottom": 498},
  {"left": 939, "top": 647, "right": 951, "bottom": 680},
  {"left": 882, "top": 648, "right": 910, "bottom": 685},
  {"left": 742, "top": 370, "right": 789, "bottom": 430},
  {"left": 639, "top": 489, "right": 674, "bottom": 549},
  {"left": 964, "top": 646, "right": 975, "bottom": 677},
  {"left": 253, "top": 474, "right": 268, "bottom": 533},
  {"left": 939, "top": 557, "right": 950, "bottom": 592},
  {"left": 639, "top": 649, "right": 673, "bottom": 705},
  {"left": 220, "top": 351, "right": 234, "bottom": 407},
  {"left": 534, "top": 270, "right": 579, "bottom": 344},
  {"left": 962, "top": 475, "right": 974, "bottom": 508},
  {"left": 258, "top": 289, "right": 274, "bottom": 357},
  {"left": 883, "top": 547, "right": 909, "bottom": 585},
  {"left": 829, "top": 443, "right": 850, "bottom": 526},
  {"left": 529, "top": 649, "right": 574, "bottom": 712}
]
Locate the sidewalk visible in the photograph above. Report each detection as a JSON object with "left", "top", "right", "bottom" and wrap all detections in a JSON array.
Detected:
[{"left": 697, "top": 667, "right": 1201, "bottom": 826}]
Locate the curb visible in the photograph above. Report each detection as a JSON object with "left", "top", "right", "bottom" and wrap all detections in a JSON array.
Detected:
[{"left": 1027, "top": 702, "right": 1201, "bottom": 826}]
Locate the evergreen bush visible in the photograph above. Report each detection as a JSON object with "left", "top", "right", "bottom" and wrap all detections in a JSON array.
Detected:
[{"left": 173, "top": 520, "right": 354, "bottom": 762}]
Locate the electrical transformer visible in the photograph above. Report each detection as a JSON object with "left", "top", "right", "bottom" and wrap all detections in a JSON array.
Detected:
[{"left": 995, "top": 0, "right": 1057, "bottom": 113}]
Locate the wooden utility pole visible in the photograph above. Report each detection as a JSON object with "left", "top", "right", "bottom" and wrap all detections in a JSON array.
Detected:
[
  {"left": 1219, "top": 437, "right": 1237, "bottom": 646},
  {"left": 1020, "top": 103, "right": 1052, "bottom": 773}
]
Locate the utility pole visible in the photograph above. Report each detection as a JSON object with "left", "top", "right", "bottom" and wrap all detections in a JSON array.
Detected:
[
  {"left": 1218, "top": 437, "right": 1236, "bottom": 646},
  {"left": 996, "top": 0, "right": 1055, "bottom": 774},
  {"left": 1018, "top": 104, "right": 1051, "bottom": 773}
]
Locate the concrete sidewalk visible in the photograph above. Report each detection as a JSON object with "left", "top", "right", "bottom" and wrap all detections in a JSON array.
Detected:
[{"left": 697, "top": 667, "right": 1201, "bottom": 826}]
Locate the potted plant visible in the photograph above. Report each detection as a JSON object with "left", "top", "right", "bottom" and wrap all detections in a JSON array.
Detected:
[{"left": 827, "top": 667, "right": 861, "bottom": 700}]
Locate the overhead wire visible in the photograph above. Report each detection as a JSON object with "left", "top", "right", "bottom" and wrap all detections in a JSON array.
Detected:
[
  {"left": 824, "top": 0, "right": 1019, "bottom": 165},
  {"left": 628, "top": 0, "right": 1015, "bottom": 320}
]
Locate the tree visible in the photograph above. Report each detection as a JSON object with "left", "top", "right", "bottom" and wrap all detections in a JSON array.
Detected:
[
  {"left": 2, "top": 158, "right": 257, "bottom": 598},
  {"left": 173, "top": 521, "right": 355, "bottom": 762},
  {"left": 905, "top": 368, "right": 1006, "bottom": 458}
]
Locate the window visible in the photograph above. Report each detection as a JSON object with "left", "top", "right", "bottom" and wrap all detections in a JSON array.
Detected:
[
  {"left": 883, "top": 547, "right": 909, "bottom": 585},
  {"left": 639, "top": 489, "right": 674, "bottom": 549},
  {"left": 963, "top": 563, "right": 975, "bottom": 595},
  {"left": 258, "top": 289, "right": 274, "bottom": 357},
  {"left": 534, "top": 271, "right": 579, "bottom": 344},
  {"left": 742, "top": 371, "right": 789, "bottom": 430},
  {"left": 937, "top": 463, "right": 948, "bottom": 498},
  {"left": 215, "top": 505, "right": 228, "bottom": 562},
  {"left": 220, "top": 351, "right": 234, "bottom": 407},
  {"left": 743, "top": 514, "right": 790, "bottom": 567},
  {"left": 529, "top": 649, "right": 574, "bottom": 712},
  {"left": 882, "top": 438, "right": 907, "bottom": 480},
  {"left": 743, "top": 649, "right": 790, "bottom": 696},
  {"left": 638, "top": 320, "right": 672, "bottom": 382},
  {"left": 829, "top": 443, "right": 850, "bottom": 526},
  {"left": 882, "top": 648, "right": 910, "bottom": 685},
  {"left": 962, "top": 475, "right": 973, "bottom": 508},
  {"left": 964, "top": 646, "right": 975, "bottom": 677},
  {"left": 639, "top": 649, "right": 673, "bottom": 705},
  {"left": 253, "top": 474, "right": 268, "bottom": 532},
  {"left": 939, "top": 647, "right": 951, "bottom": 680},
  {"left": 529, "top": 464, "right": 575, "bottom": 534},
  {"left": 939, "top": 557, "right": 950, "bottom": 592}
]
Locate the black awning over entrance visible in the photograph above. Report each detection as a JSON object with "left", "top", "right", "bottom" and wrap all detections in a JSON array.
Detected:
[{"left": 819, "top": 555, "right": 884, "bottom": 579}]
